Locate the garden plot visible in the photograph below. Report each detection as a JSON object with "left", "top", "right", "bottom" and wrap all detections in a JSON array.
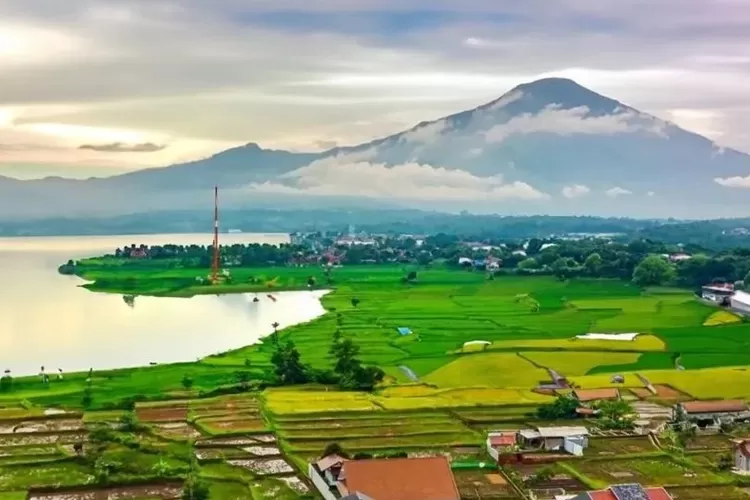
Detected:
[
  {"left": 0, "top": 419, "right": 83, "bottom": 435},
  {"left": 507, "top": 463, "right": 586, "bottom": 492},
  {"left": 228, "top": 458, "right": 294, "bottom": 476},
  {"left": 196, "top": 434, "right": 275, "bottom": 447},
  {"left": 567, "top": 457, "right": 722, "bottom": 487},
  {"left": 667, "top": 485, "right": 750, "bottom": 499},
  {"left": 455, "top": 406, "right": 538, "bottom": 424},
  {"left": 277, "top": 476, "right": 310, "bottom": 494},
  {"left": 586, "top": 437, "right": 659, "bottom": 457},
  {"left": 0, "top": 432, "right": 86, "bottom": 447},
  {"left": 0, "top": 461, "right": 95, "bottom": 490},
  {"left": 152, "top": 422, "right": 202, "bottom": 440},
  {"left": 27, "top": 482, "right": 183, "bottom": 499},
  {"left": 453, "top": 470, "right": 520, "bottom": 499},
  {"left": 683, "top": 434, "right": 734, "bottom": 452}
]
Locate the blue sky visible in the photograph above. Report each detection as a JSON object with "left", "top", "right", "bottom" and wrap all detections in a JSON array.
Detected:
[{"left": 1, "top": 0, "right": 749, "bottom": 178}]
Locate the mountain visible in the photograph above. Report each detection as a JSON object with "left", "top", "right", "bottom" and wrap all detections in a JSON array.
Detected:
[{"left": 2, "top": 78, "right": 750, "bottom": 220}]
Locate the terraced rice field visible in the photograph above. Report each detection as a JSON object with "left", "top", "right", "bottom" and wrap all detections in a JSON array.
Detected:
[{"left": 565, "top": 456, "right": 723, "bottom": 487}]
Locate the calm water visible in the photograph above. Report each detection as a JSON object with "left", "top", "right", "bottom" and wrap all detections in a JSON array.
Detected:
[{"left": 0, "top": 233, "right": 327, "bottom": 376}]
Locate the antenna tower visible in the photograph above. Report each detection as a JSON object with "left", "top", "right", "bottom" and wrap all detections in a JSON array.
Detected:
[{"left": 211, "top": 185, "right": 220, "bottom": 284}]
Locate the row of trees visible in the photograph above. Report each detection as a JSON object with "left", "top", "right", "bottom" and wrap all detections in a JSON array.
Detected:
[{"left": 270, "top": 335, "right": 385, "bottom": 391}]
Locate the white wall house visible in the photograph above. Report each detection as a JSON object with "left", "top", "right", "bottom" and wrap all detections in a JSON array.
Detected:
[
  {"left": 731, "top": 290, "right": 750, "bottom": 314},
  {"left": 735, "top": 440, "right": 750, "bottom": 475}
]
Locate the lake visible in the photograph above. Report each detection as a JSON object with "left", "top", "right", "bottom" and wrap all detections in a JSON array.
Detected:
[{"left": 0, "top": 233, "right": 327, "bottom": 376}]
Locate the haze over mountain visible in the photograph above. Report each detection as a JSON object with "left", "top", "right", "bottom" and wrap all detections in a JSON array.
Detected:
[{"left": 2, "top": 78, "right": 750, "bottom": 220}]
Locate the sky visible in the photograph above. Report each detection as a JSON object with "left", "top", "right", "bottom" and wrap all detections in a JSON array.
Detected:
[{"left": 2, "top": 0, "right": 750, "bottom": 179}]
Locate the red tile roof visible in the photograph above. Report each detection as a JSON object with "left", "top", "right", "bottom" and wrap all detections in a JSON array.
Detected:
[
  {"left": 682, "top": 400, "right": 748, "bottom": 414},
  {"left": 342, "top": 456, "right": 460, "bottom": 500},
  {"left": 489, "top": 433, "right": 516, "bottom": 447},
  {"left": 573, "top": 388, "right": 620, "bottom": 402}
]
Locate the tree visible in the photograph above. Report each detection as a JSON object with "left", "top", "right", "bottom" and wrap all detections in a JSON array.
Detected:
[
  {"left": 406, "top": 271, "right": 417, "bottom": 282},
  {"left": 307, "top": 276, "right": 316, "bottom": 288},
  {"left": 536, "top": 395, "right": 578, "bottom": 420},
  {"left": 593, "top": 399, "right": 635, "bottom": 430},
  {"left": 0, "top": 371, "right": 11, "bottom": 393},
  {"left": 181, "top": 374, "right": 194, "bottom": 391},
  {"left": 271, "top": 321, "right": 280, "bottom": 346},
  {"left": 235, "top": 371, "right": 251, "bottom": 391},
  {"left": 270, "top": 341, "right": 310, "bottom": 385},
  {"left": 330, "top": 339, "right": 360, "bottom": 376},
  {"left": 118, "top": 411, "right": 144, "bottom": 432},
  {"left": 351, "top": 297, "right": 361, "bottom": 308},
  {"left": 584, "top": 253, "right": 603, "bottom": 276},
  {"left": 322, "top": 442, "right": 349, "bottom": 458},
  {"left": 518, "top": 258, "right": 538, "bottom": 270},
  {"left": 632, "top": 255, "right": 675, "bottom": 286},
  {"left": 82, "top": 386, "right": 93, "bottom": 408},
  {"left": 717, "top": 454, "right": 734, "bottom": 471},
  {"left": 182, "top": 474, "right": 210, "bottom": 500}
]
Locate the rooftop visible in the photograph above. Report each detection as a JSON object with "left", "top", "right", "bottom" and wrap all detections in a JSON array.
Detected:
[
  {"left": 735, "top": 439, "right": 750, "bottom": 458},
  {"left": 572, "top": 484, "right": 673, "bottom": 500},
  {"left": 520, "top": 426, "right": 589, "bottom": 439},
  {"left": 681, "top": 400, "right": 749, "bottom": 414},
  {"left": 488, "top": 432, "right": 516, "bottom": 447},
  {"left": 574, "top": 388, "right": 620, "bottom": 402},
  {"left": 341, "top": 457, "right": 460, "bottom": 500}
]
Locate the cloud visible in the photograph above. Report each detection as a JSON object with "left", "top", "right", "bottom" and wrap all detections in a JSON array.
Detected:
[
  {"left": 250, "top": 155, "right": 549, "bottom": 201},
  {"left": 561, "top": 184, "right": 591, "bottom": 198},
  {"left": 78, "top": 142, "right": 166, "bottom": 153},
  {"left": 484, "top": 105, "right": 663, "bottom": 143},
  {"left": 401, "top": 119, "right": 450, "bottom": 144},
  {"left": 715, "top": 176, "right": 750, "bottom": 188},
  {"left": 606, "top": 186, "right": 632, "bottom": 197}
]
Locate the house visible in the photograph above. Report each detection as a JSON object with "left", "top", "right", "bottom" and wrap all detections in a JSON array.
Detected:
[
  {"left": 518, "top": 426, "right": 589, "bottom": 456},
  {"left": 669, "top": 253, "right": 692, "bottom": 262},
  {"left": 573, "top": 388, "right": 621, "bottom": 404},
  {"left": 485, "top": 431, "right": 517, "bottom": 460},
  {"left": 673, "top": 400, "right": 750, "bottom": 427},
  {"left": 309, "top": 456, "right": 460, "bottom": 500},
  {"left": 734, "top": 439, "right": 750, "bottom": 475},
  {"left": 730, "top": 290, "right": 750, "bottom": 314},
  {"left": 565, "top": 483, "right": 673, "bottom": 499},
  {"left": 457, "top": 257, "right": 473, "bottom": 266},
  {"left": 396, "top": 327, "right": 413, "bottom": 336},
  {"left": 512, "top": 250, "right": 527, "bottom": 257},
  {"left": 701, "top": 283, "right": 734, "bottom": 304}
]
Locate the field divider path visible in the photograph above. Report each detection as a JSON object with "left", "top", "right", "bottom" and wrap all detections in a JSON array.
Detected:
[{"left": 398, "top": 366, "right": 420, "bottom": 382}]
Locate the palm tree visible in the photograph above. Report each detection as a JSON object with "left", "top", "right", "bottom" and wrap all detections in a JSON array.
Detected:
[{"left": 271, "top": 322, "right": 280, "bottom": 346}]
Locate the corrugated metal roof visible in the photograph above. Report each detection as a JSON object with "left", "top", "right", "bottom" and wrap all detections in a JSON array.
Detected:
[{"left": 536, "top": 426, "right": 589, "bottom": 438}]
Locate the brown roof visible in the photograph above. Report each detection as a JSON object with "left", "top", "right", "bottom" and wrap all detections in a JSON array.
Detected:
[
  {"left": 573, "top": 388, "right": 620, "bottom": 402},
  {"left": 735, "top": 439, "right": 750, "bottom": 458},
  {"left": 342, "top": 457, "right": 460, "bottom": 500},
  {"left": 681, "top": 400, "right": 748, "bottom": 414}
]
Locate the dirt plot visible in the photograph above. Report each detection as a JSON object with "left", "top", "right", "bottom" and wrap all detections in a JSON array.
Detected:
[
  {"left": 152, "top": 422, "right": 202, "bottom": 440},
  {"left": 586, "top": 437, "right": 658, "bottom": 456},
  {"left": 569, "top": 457, "right": 721, "bottom": 487},
  {"left": 0, "top": 432, "right": 86, "bottom": 447},
  {"left": 135, "top": 406, "right": 188, "bottom": 423},
  {"left": 28, "top": 482, "right": 183, "bottom": 499},
  {"left": 668, "top": 485, "right": 750, "bottom": 499},
  {"left": 454, "top": 470, "right": 520, "bottom": 499},
  {"left": 653, "top": 385, "right": 689, "bottom": 400}
]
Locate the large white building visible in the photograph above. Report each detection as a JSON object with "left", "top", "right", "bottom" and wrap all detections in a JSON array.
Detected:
[{"left": 730, "top": 290, "right": 750, "bottom": 314}]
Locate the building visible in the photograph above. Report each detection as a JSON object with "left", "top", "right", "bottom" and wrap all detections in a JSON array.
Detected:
[
  {"left": 734, "top": 439, "right": 750, "bottom": 475},
  {"left": 564, "top": 483, "right": 673, "bottom": 499},
  {"left": 485, "top": 431, "right": 517, "bottom": 460},
  {"left": 396, "top": 327, "right": 413, "bottom": 336},
  {"left": 309, "top": 455, "right": 460, "bottom": 500},
  {"left": 730, "top": 290, "right": 750, "bottom": 314},
  {"left": 518, "top": 426, "right": 589, "bottom": 456},
  {"left": 573, "top": 388, "right": 620, "bottom": 404},
  {"left": 673, "top": 400, "right": 750, "bottom": 427},
  {"left": 701, "top": 283, "right": 734, "bottom": 304}
]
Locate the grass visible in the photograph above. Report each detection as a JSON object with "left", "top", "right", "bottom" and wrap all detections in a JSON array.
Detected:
[
  {"left": 567, "top": 456, "right": 723, "bottom": 487},
  {"left": 425, "top": 353, "right": 548, "bottom": 388}
]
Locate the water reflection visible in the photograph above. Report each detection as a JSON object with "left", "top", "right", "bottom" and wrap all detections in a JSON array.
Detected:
[{"left": 0, "top": 233, "right": 328, "bottom": 376}]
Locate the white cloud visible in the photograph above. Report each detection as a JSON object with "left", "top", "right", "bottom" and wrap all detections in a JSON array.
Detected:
[
  {"left": 562, "top": 184, "right": 591, "bottom": 198},
  {"left": 252, "top": 156, "right": 549, "bottom": 201},
  {"left": 715, "top": 176, "right": 750, "bottom": 188},
  {"left": 484, "top": 105, "right": 662, "bottom": 143},
  {"left": 401, "top": 119, "right": 450, "bottom": 144},
  {"left": 647, "top": 191, "right": 655, "bottom": 196},
  {"left": 487, "top": 90, "right": 524, "bottom": 111},
  {"left": 606, "top": 186, "right": 633, "bottom": 197}
]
